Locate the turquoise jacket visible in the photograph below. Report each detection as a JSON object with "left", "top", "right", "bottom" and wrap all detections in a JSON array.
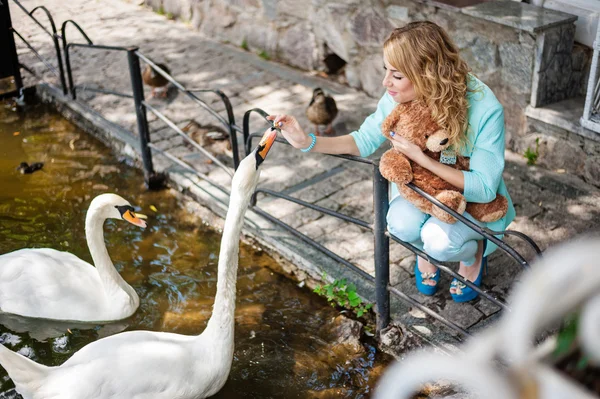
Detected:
[{"left": 350, "top": 76, "right": 516, "bottom": 257}]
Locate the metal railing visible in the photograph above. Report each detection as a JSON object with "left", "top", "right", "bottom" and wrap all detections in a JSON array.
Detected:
[
  {"left": 8, "top": 0, "right": 66, "bottom": 95},
  {"left": 9, "top": 1, "right": 543, "bottom": 339},
  {"left": 244, "top": 125, "right": 542, "bottom": 335}
]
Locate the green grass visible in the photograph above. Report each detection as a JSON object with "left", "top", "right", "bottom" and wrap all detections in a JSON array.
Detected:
[
  {"left": 524, "top": 137, "right": 540, "bottom": 166},
  {"left": 240, "top": 39, "right": 249, "bottom": 51},
  {"left": 156, "top": 6, "right": 165, "bottom": 15},
  {"left": 258, "top": 50, "right": 270, "bottom": 60},
  {"left": 166, "top": 12, "right": 174, "bottom": 20}
]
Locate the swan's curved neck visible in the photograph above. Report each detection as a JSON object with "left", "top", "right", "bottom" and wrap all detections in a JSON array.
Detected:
[
  {"left": 203, "top": 187, "right": 251, "bottom": 337},
  {"left": 85, "top": 208, "right": 137, "bottom": 301}
]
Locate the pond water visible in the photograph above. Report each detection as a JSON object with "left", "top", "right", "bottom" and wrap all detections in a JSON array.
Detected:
[{"left": 0, "top": 101, "right": 390, "bottom": 398}]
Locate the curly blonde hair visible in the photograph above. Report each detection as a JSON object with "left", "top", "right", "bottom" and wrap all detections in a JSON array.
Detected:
[{"left": 384, "top": 21, "right": 471, "bottom": 150}]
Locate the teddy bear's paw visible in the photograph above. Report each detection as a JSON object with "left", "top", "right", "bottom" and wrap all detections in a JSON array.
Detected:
[
  {"left": 433, "top": 210, "right": 458, "bottom": 224},
  {"left": 473, "top": 210, "right": 504, "bottom": 223},
  {"left": 431, "top": 191, "right": 467, "bottom": 223},
  {"left": 379, "top": 153, "right": 413, "bottom": 184},
  {"left": 466, "top": 195, "right": 508, "bottom": 223},
  {"left": 385, "top": 171, "right": 412, "bottom": 185}
]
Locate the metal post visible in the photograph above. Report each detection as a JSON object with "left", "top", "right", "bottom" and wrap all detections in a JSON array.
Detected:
[
  {"left": 64, "top": 44, "right": 76, "bottom": 99},
  {"left": 52, "top": 35, "right": 67, "bottom": 95},
  {"left": 28, "top": 6, "right": 67, "bottom": 95},
  {"left": 373, "top": 164, "right": 390, "bottom": 332},
  {"left": 1, "top": 1, "right": 23, "bottom": 97},
  {"left": 127, "top": 48, "right": 162, "bottom": 190}
]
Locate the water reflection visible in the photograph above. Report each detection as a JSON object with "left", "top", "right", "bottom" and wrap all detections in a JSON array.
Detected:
[{"left": 0, "top": 102, "right": 389, "bottom": 397}]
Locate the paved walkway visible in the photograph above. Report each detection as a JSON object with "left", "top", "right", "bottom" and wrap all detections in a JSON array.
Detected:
[{"left": 11, "top": 0, "right": 600, "bottom": 346}]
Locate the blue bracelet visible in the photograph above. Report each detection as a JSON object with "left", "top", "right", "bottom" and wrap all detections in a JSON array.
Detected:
[{"left": 301, "top": 133, "right": 317, "bottom": 153}]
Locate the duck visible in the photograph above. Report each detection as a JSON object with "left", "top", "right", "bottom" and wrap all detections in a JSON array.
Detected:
[
  {"left": 0, "top": 193, "right": 147, "bottom": 322},
  {"left": 142, "top": 63, "right": 171, "bottom": 98},
  {"left": 306, "top": 87, "right": 338, "bottom": 136},
  {"left": 183, "top": 120, "right": 232, "bottom": 160},
  {"left": 0, "top": 129, "right": 277, "bottom": 399},
  {"left": 16, "top": 162, "right": 43, "bottom": 174}
]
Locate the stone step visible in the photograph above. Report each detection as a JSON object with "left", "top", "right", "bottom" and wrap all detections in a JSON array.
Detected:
[{"left": 522, "top": 97, "right": 600, "bottom": 187}]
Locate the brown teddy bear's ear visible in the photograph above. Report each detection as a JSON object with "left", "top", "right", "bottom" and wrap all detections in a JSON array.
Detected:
[
  {"left": 426, "top": 129, "right": 451, "bottom": 152},
  {"left": 381, "top": 105, "right": 404, "bottom": 139}
]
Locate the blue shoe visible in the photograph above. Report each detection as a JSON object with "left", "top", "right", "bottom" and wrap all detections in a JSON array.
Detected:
[
  {"left": 450, "top": 241, "right": 488, "bottom": 303},
  {"left": 415, "top": 257, "right": 440, "bottom": 296}
]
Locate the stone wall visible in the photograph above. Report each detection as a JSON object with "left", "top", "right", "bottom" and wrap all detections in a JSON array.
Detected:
[
  {"left": 531, "top": 24, "right": 592, "bottom": 108},
  {"left": 145, "top": 0, "right": 584, "bottom": 149}
]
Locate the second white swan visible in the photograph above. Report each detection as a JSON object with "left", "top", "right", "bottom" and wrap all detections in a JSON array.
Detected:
[{"left": 0, "top": 193, "right": 147, "bottom": 322}]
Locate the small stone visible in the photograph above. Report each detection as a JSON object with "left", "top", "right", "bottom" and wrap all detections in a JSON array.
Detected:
[{"left": 378, "top": 323, "right": 422, "bottom": 359}]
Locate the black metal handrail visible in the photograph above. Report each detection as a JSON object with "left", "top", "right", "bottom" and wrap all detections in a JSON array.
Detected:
[
  {"left": 244, "top": 117, "right": 542, "bottom": 334},
  {"left": 135, "top": 52, "right": 240, "bottom": 169},
  {"left": 143, "top": 101, "right": 234, "bottom": 178},
  {"left": 253, "top": 164, "right": 508, "bottom": 314},
  {"left": 405, "top": 184, "right": 541, "bottom": 266},
  {"left": 11, "top": 29, "right": 61, "bottom": 77},
  {"left": 251, "top": 205, "right": 471, "bottom": 337},
  {"left": 58, "top": 22, "right": 240, "bottom": 182},
  {"left": 147, "top": 143, "right": 231, "bottom": 196},
  {"left": 9, "top": 0, "right": 67, "bottom": 94}
]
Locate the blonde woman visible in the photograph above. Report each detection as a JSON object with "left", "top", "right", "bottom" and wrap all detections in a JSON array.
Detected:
[{"left": 268, "top": 21, "right": 515, "bottom": 302}]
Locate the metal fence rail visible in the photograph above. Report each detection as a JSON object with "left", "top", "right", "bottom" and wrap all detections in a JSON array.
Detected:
[
  {"left": 245, "top": 125, "right": 541, "bottom": 335},
  {"left": 9, "top": 0, "right": 66, "bottom": 94},
  {"left": 8, "top": 0, "right": 543, "bottom": 339}
]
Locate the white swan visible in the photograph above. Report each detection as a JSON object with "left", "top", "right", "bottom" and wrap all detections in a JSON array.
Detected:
[
  {"left": 0, "top": 128, "right": 277, "bottom": 399},
  {"left": 0, "top": 193, "right": 147, "bottom": 322}
]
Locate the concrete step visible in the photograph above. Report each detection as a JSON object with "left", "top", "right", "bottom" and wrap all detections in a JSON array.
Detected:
[{"left": 522, "top": 97, "right": 600, "bottom": 188}]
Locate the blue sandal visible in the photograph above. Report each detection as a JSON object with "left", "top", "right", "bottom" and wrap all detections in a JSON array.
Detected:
[
  {"left": 450, "top": 240, "right": 488, "bottom": 303},
  {"left": 415, "top": 257, "right": 440, "bottom": 296}
]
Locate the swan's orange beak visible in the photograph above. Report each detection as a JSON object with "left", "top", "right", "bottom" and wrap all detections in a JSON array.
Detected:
[
  {"left": 123, "top": 210, "right": 148, "bottom": 228},
  {"left": 255, "top": 127, "right": 277, "bottom": 168}
]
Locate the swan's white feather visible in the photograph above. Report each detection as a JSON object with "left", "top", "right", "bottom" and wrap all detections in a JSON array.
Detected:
[
  {"left": 25, "top": 330, "right": 231, "bottom": 399},
  {"left": 0, "top": 249, "right": 105, "bottom": 320}
]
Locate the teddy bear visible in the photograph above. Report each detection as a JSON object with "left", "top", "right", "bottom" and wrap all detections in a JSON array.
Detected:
[{"left": 379, "top": 101, "right": 508, "bottom": 224}]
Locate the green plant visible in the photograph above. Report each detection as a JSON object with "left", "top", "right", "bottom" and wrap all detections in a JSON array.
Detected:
[
  {"left": 258, "top": 50, "right": 270, "bottom": 60},
  {"left": 554, "top": 313, "right": 589, "bottom": 370},
  {"left": 240, "top": 39, "right": 249, "bottom": 51},
  {"left": 166, "top": 12, "right": 174, "bottom": 20},
  {"left": 524, "top": 137, "right": 540, "bottom": 166},
  {"left": 313, "top": 273, "right": 373, "bottom": 317},
  {"left": 156, "top": 6, "right": 165, "bottom": 15}
]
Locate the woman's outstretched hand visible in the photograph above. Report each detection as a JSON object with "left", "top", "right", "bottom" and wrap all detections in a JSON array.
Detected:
[{"left": 266, "top": 114, "right": 310, "bottom": 149}]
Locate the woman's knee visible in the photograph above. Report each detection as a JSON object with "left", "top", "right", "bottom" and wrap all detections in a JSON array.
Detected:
[
  {"left": 421, "top": 222, "right": 462, "bottom": 261},
  {"left": 388, "top": 220, "right": 422, "bottom": 243},
  {"left": 386, "top": 197, "right": 425, "bottom": 243}
]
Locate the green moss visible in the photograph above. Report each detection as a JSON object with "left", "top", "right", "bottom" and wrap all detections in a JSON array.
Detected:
[
  {"left": 258, "top": 50, "right": 270, "bottom": 60},
  {"left": 156, "top": 6, "right": 165, "bottom": 15},
  {"left": 240, "top": 39, "right": 249, "bottom": 51}
]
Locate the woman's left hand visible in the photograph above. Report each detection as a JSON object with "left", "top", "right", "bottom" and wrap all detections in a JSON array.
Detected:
[{"left": 389, "top": 132, "right": 426, "bottom": 164}]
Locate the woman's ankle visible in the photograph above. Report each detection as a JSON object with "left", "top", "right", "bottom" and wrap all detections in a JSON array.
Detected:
[
  {"left": 417, "top": 256, "right": 437, "bottom": 273},
  {"left": 458, "top": 241, "right": 484, "bottom": 281}
]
